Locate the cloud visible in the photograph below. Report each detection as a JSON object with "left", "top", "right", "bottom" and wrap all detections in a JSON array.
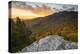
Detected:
[
  {"left": 10, "top": 1, "right": 56, "bottom": 19},
  {"left": 10, "top": 1, "right": 78, "bottom": 19},
  {"left": 62, "top": 5, "right": 78, "bottom": 11}
]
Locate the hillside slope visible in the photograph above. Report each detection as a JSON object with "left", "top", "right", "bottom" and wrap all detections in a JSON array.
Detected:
[{"left": 24, "top": 11, "right": 78, "bottom": 42}]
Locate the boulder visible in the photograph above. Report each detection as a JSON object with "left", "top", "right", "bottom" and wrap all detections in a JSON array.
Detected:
[{"left": 21, "top": 35, "right": 78, "bottom": 52}]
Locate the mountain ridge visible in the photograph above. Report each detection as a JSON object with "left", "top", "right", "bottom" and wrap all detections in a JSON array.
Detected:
[{"left": 23, "top": 11, "right": 78, "bottom": 42}]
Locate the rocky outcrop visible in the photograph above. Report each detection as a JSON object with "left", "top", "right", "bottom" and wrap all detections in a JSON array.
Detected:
[{"left": 21, "top": 35, "right": 78, "bottom": 52}]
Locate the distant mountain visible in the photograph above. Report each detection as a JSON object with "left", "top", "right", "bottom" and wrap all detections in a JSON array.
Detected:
[
  {"left": 24, "top": 11, "right": 78, "bottom": 42},
  {"left": 24, "top": 11, "right": 78, "bottom": 33}
]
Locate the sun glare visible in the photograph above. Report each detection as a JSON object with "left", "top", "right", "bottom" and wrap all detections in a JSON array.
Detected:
[{"left": 11, "top": 8, "right": 48, "bottom": 20}]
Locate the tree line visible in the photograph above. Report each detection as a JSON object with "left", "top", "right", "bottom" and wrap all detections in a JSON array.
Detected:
[{"left": 9, "top": 17, "right": 32, "bottom": 53}]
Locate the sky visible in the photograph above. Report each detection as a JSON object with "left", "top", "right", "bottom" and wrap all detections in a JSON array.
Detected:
[{"left": 9, "top": 1, "right": 78, "bottom": 20}]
